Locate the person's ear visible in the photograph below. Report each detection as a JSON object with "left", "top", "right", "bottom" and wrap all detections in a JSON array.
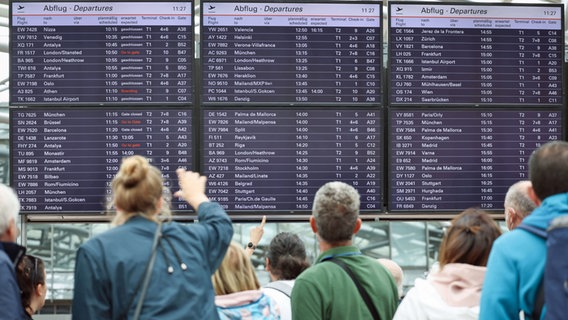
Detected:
[
  {"left": 5, "top": 218, "right": 18, "bottom": 243},
  {"left": 34, "top": 283, "right": 43, "bottom": 296},
  {"left": 156, "top": 197, "right": 163, "bottom": 213},
  {"left": 512, "top": 210, "right": 524, "bottom": 228},
  {"left": 353, "top": 218, "right": 362, "bottom": 234},
  {"left": 265, "top": 257, "right": 271, "bottom": 271},
  {"left": 527, "top": 185, "right": 542, "bottom": 206},
  {"left": 505, "top": 207, "right": 515, "bottom": 230},
  {"left": 309, "top": 216, "right": 317, "bottom": 234}
]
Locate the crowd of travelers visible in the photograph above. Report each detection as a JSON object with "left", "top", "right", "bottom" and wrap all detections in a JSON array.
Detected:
[{"left": 1, "top": 140, "right": 566, "bottom": 319}]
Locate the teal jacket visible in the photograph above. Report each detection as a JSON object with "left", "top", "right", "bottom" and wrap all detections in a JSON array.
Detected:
[
  {"left": 72, "top": 202, "right": 233, "bottom": 320},
  {"left": 480, "top": 192, "right": 568, "bottom": 320},
  {"left": 291, "top": 245, "right": 398, "bottom": 320}
]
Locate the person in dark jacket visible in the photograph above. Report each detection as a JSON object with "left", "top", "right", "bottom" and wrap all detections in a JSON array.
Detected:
[
  {"left": 0, "top": 183, "right": 27, "bottom": 319},
  {"left": 72, "top": 155, "right": 233, "bottom": 320}
]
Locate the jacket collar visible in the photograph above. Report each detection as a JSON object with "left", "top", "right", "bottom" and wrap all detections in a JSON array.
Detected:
[
  {"left": 522, "top": 192, "right": 568, "bottom": 230},
  {"left": 316, "top": 245, "right": 361, "bottom": 263},
  {"left": 0, "top": 241, "right": 26, "bottom": 266}
]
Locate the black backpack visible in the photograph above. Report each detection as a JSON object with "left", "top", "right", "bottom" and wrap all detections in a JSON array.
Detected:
[{"left": 517, "top": 215, "right": 568, "bottom": 320}]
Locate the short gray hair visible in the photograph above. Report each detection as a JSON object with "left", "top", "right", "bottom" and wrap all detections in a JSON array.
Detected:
[
  {"left": 0, "top": 184, "right": 20, "bottom": 236},
  {"left": 504, "top": 180, "right": 536, "bottom": 219},
  {"left": 312, "top": 181, "right": 360, "bottom": 243}
]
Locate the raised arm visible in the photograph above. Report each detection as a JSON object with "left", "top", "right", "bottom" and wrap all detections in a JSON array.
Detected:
[
  {"left": 174, "top": 168, "right": 210, "bottom": 210},
  {"left": 246, "top": 215, "right": 266, "bottom": 256}
]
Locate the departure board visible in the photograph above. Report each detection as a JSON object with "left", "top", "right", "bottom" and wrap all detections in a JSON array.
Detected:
[
  {"left": 201, "top": 2, "right": 382, "bottom": 105},
  {"left": 11, "top": 108, "right": 193, "bottom": 213},
  {"left": 202, "top": 108, "right": 382, "bottom": 213},
  {"left": 389, "top": 108, "right": 563, "bottom": 212},
  {"left": 389, "top": 2, "right": 564, "bottom": 106},
  {"left": 10, "top": 1, "right": 193, "bottom": 106}
]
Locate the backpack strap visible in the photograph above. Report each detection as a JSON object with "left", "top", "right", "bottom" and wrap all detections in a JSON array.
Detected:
[
  {"left": 516, "top": 224, "right": 546, "bottom": 320},
  {"left": 327, "top": 258, "right": 381, "bottom": 320},
  {"left": 118, "top": 222, "right": 162, "bottom": 320},
  {"left": 532, "top": 282, "right": 545, "bottom": 320},
  {"left": 517, "top": 224, "right": 547, "bottom": 239},
  {"left": 264, "top": 281, "right": 293, "bottom": 298}
]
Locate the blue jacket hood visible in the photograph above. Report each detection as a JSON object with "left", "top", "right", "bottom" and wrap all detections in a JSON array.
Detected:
[{"left": 522, "top": 192, "right": 568, "bottom": 230}]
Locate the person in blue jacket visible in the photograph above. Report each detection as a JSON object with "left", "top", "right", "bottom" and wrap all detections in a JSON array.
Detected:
[
  {"left": 480, "top": 141, "right": 568, "bottom": 319},
  {"left": 72, "top": 155, "right": 233, "bottom": 320},
  {"left": 0, "top": 183, "right": 27, "bottom": 320}
]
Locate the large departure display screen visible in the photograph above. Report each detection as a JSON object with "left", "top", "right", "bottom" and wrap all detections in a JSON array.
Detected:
[
  {"left": 389, "top": 2, "right": 564, "bottom": 106},
  {"left": 11, "top": 108, "right": 193, "bottom": 213},
  {"left": 389, "top": 108, "right": 563, "bottom": 212},
  {"left": 7, "top": 0, "right": 567, "bottom": 219},
  {"left": 202, "top": 108, "right": 382, "bottom": 213},
  {"left": 10, "top": 1, "right": 193, "bottom": 106},
  {"left": 201, "top": 1, "right": 382, "bottom": 105}
]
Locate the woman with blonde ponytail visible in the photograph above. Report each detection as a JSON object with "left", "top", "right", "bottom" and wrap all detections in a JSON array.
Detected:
[
  {"left": 393, "top": 208, "right": 502, "bottom": 320},
  {"left": 72, "top": 155, "right": 233, "bottom": 320}
]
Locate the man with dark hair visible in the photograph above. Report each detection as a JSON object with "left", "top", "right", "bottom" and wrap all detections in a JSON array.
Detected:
[
  {"left": 0, "top": 183, "right": 27, "bottom": 319},
  {"left": 480, "top": 141, "right": 568, "bottom": 319},
  {"left": 504, "top": 180, "right": 537, "bottom": 230},
  {"left": 291, "top": 181, "right": 398, "bottom": 320}
]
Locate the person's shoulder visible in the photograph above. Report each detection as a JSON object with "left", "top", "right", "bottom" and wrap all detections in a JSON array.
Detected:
[
  {"left": 356, "top": 255, "right": 393, "bottom": 275},
  {"left": 0, "top": 249, "right": 14, "bottom": 275},
  {"left": 494, "top": 227, "right": 540, "bottom": 248},
  {"left": 487, "top": 227, "right": 546, "bottom": 268},
  {"left": 401, "top": 277, "right": 435, "bottom": 303},
  {"left": 412, "top": 277, "right": 436, "bottom": 293},
  {"left": 79, "top": 223, "right": 140, "bottom": 252},
  {"left": 293, "top": 263, "right": 334, "bottom": 290},
  {"left": 296, "top": 262, "right": 329, "bottom": 279},
  {"left": 197, "top": 201, "right": 229, "bottom": 216},
  {"left": 0, "top": 248, "right": 10, "bottom": 264}
]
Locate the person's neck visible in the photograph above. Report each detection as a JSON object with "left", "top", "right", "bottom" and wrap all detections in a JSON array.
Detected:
[
  {"left": 0, "top": 233, "right": 12, "bottom": 242},
  {"left": 319, "top": 239, "right": 352, "bottom": 253},
  {"left": 25, "top": 305, "right": 35, "bottom": 316}
]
